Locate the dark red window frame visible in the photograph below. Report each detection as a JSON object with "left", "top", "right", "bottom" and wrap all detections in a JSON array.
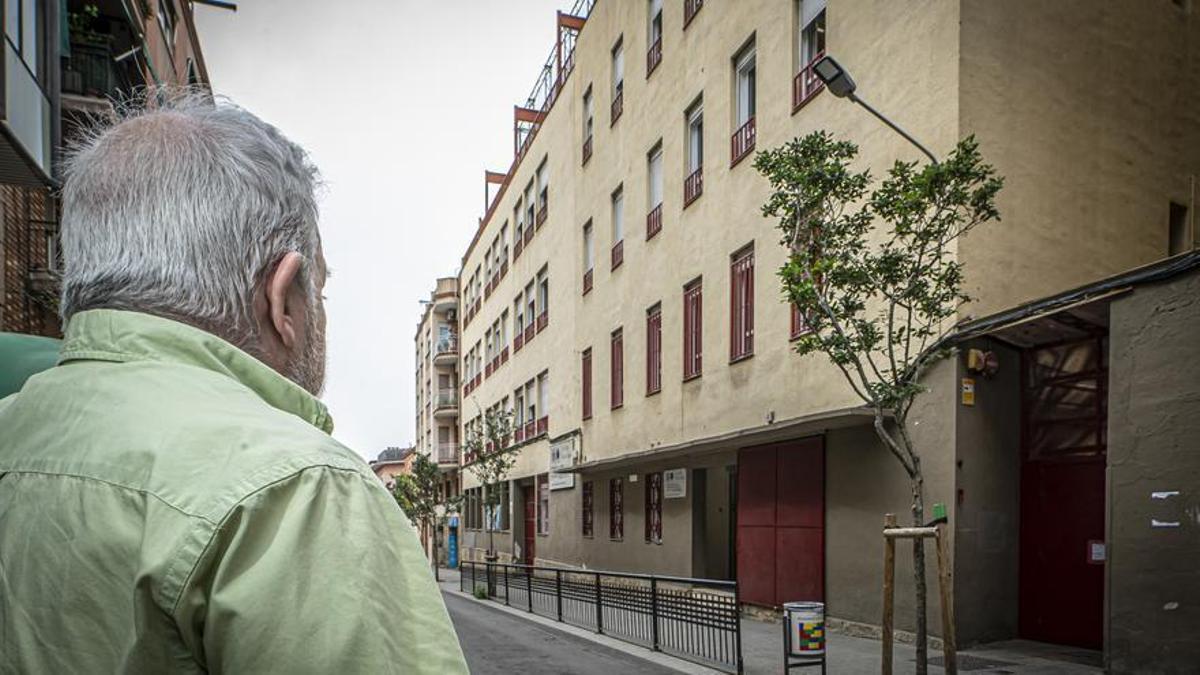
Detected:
[
  {"left": 646, "top": 304, "right": 662, "bottom": 395},
  {"left": 611, "top": 328, "right": 624, "bottom": 409},
  {"left": 683, "top": 279, "right": 703, "bottom": 380},
  {"left": 645, "top": 472, "right": 663, "bottom": 544},
  {"left": 730, "top": 247, "right": 755, "bottom": 361},
  {"left": 609, "top": 477, "right": 624, "bottom": 539},
  {"left": 582, "top": 481, "right": 594, "bottom": 537},
  {"left": 582, "top": 347, "right": 593, "bottom": 420}
]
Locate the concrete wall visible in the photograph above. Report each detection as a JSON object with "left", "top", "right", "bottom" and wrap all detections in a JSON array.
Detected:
[
  {"left": 958, "top": 0, "right": 1200, "bottom": 317},
  {"left": 825, "top": 359, "right": 958, "bottom": 637},
  {"left": 953, "top": 340, "right": 1022, "bottom": 646},
  {"left": 1107, "top": 268, "right": 1200, "bottom": 673}
]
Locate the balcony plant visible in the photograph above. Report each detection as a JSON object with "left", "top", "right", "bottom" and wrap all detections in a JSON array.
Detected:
[{"left": 756, "top": 131, "right": 1001, "bottom": 675}]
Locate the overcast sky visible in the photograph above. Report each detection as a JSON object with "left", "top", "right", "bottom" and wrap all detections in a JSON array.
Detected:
[{"left": 195, "top": 1, "right": 565, "bottom": 459}]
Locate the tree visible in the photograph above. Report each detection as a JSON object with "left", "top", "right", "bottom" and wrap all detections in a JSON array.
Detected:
[
  {"left": 754, "top": 132, "right": 1002, "bottom": 675},
  {"left": 462, "top": 406, "right": 517, "bottom": 561},
  {"left": 392, "top": 453, "right": 442, "bottom": 574}
]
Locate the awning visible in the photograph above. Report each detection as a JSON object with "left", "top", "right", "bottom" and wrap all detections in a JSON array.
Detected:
[{"left": 570, "top": 405, "right": 881, "bottom": 474}]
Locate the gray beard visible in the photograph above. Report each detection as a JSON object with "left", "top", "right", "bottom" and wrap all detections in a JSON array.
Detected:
[{"left": 286, "top": 308, "right": 327, "bottom": 397}]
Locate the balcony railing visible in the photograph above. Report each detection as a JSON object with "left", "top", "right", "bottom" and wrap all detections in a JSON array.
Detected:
[
  {"left": 793, "top": 52, "right": 826, "bottom": 112},
  {"left": 435, "top": 388, "right": 459, "bottom": 410},
  {"left": 582, "top": 135, "right": 592, "bottom": 165},
  {"left": 523, "top": 322, "right": 536, "bottom": 344},
  {"left": 537, "top": 203, "right": 547, "bottom": 227},
  {"left": 731, "top": 117, "right": 756, "bottom": 167},
  {"left": 536, "top": 310, "right": 548, "bottom": 333},
  {"left": 536, "top": 415, "right": 549, "bottom": 437},
  {"left": 583, "top": 268, "right": 594, "bottom": 295},
  {"left": 646, "top": 204, "right": 663, "bottom": 240},
  {"left": 435, "top": 336, "right": 458, "bottom": 357},
  {"left": 524, "top": 225, "right": 534, "bottom": 245},
  {"left": 684, "top": 167, "right": 703, "bottom": 207},
  {"left": 611, "top": 88, "right": 624, "bottom": 125},
  {"left": 611, "top": 240, "right": 624, "bottom": 270},
  {"left": 684, "top": 0, "right": 704, "bottom": 28},
  {"left": 62, "top": 40, "right": 121, "bottom": 100},
  {"left": 514, "top": 425, "right": 526, "bottom": 444},
  {"left": 514, "top": 331, "right": 525, "bottom": 352},
  {"left": 514, "top": 236, "right": 524, "bottom": 261},
  {"left": 523, "top": 420, "right": 537, "bottom": 440},
  {"left": 646, "top": 36, "right": 662, "bottom": 77},
  {"left": 437, "top": 443, "right": 460, "bottom": 465}
]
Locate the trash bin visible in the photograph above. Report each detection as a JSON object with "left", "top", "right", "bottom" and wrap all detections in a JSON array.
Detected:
[{"left": 783, "top": 601, "right": 826, "bottom": 672}]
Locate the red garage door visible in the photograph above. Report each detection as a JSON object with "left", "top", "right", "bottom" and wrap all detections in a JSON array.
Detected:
[{"left": 737, "top": 437, "right": 824, "bottom": 607}]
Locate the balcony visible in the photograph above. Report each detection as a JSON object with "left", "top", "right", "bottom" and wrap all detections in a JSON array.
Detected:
[
  {"left": 646, "top": 204, "right": 662, "bottom": 240},
  {"left": 646, "top": 37, "right": 662, "bottom": 77},
  {"left": 611, "top": 88, "right": 623, "bottom": 126},
  {"left": 434, "top": 388, "right": 459, "bottom": 417},
  {"left": 537, "top": 197, "right": 548, "bottom": 227},
  {"left": 611, "top": 240, "right": 624, "bottom": 270},
  {"left": 582, "top": 136, "right": 593, "bottom": 165},
  {"left": 437, "top": 443, "right": 460, "bottom": 468},
  {"left": 536, "top": 415, "right": 549, "bottom": 437},
  {"left": 793, "top": 52, "right": 826, "bottom": 112},
  {"left": 523, "top": 419, "right": 537, "bottom": 440},
  {"left": 0, "top": 32, "right": 54, "bottom": 186},
  {"left": 684, "top": 167, "right": 703, "bottom": 207},
  {"left": 514, "top": 236, "right": 524, "bottom": 261},
  {"left": 684, "top": 0, "right": 703, "bottom": 28},
  {"left": 583, "top": 268, "right": 594, "bottom": 295},
  {"left": 524, "top": 224, "right": 534, "bottom": 245},
  {"left": 515, "top": 331, "right": 525, "bottom": 352},
  {"left": 536, "top": 310, "right": 548, "bottom": 333},
  {"left": 523, "top": 321, "right": 536, "bottom": 345},
  {"left": 501, "top": 346, "right": 510, "bottom": 364},
  {"left": 433, "top": 336, "right": 458, "bottom": 364},
  {"left": 731, "top": 117, "right": 756, "bottom": 167}
]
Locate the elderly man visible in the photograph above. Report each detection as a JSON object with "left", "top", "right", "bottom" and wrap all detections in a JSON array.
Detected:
[{"left": 0, "top": 95, "right": 467, "bottom": 673}]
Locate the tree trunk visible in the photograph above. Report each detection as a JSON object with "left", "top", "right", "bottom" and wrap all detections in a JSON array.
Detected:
[{"left": 911, "top": 471, "right": 928, "bottom": 675}]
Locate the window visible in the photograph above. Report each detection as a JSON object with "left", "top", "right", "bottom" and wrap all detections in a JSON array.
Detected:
[
  {"left": 611, "top": 186, "right": 625, "bottom": 270},
  {"left": 684, "top": 0, "right": 703, "bottom": 28},
  {"left": 583, "top": 87, "right": 595, "bottom": 163},
  {"left": 645, "top": 472, "right": 663, "bottom": 544},
  {"left": 731, "top": 246, "right": 755, "bottom": 360},
  {"left": 611, "top": 328, "right": 624, "bottom": 409},
  {"left": 536, "top": 160, "right": 549, "bottom": 225},
  {"left": 524, "top": 182, "right": 536, "bottom": 233},
  {"left": 582, "top": 347, "right": 593, "bottom": 420},
  {"left": 647, "top": 142, "right": 663, "bottom": 239},
  {"left": 525, "top": 281, "right": 536, "bottom": 329},
  {"left": 583, "top": 220, "right": 595, "bottom": 294},
  {"left": 791, "top": 304, "right": 811, "bottom": 339},
  {"left": 537, "top": 371, "right": 549, "bottom": 429},
  {"left": 611, "top": 38, "right": 625, "bottom": 123},
  {"left": 158, "top": 0, "right": 178, "bottom": 47},
  {"left": 513, "top": 296, "right": 525, "bottom": 347},
  {"left": 514, "top": 387, "right": 526, "bottom": 428},
  {"left": 685, "top": 100, "right": 704, "bottom": 207},
  {"left": 609, "top": 478, "right": 624, "bottom": 539},
  {"left": 732, "top": 42, "right": 757, "bottom": 166},
  {"left": 647, "top": 0, "right": 663, "bottom": 76},
  {"left": 487, "top": 481, "right": 510, "bottom": 531},
  {"left": 537, "top": 267, "right": 549, "bottom": 330},
  {"left": 525, "top": 379, "right": 537, "bottom": 423},
  {"left": 537, "top": 474, "right": 550, "bottom": 535},
  {"left": 794, "top": 0, "right": 827, "bottom": 110},
  {"left": 647, "top": 303, "right": 662, "bottom": 395},
  {"left": 582, "top": 481, "right": 595, "bottom": 537},
  {"left": 1169, "top": 201, "right": 1190, "bottom": 256},
  {"left": 683, "top": 279, "right": 703, "bottom": 379}
]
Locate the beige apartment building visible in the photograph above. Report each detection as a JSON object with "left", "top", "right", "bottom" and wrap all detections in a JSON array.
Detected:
[
  {"left": 414, "top": 277, "right": 463, "bottom": 564},
  {"left": 448, "top": 0, "right": 1197, "bottom": 669}
]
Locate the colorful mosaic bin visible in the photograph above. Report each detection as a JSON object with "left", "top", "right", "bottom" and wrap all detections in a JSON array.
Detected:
[{"left": 784, "top": 601, "right": 826, "bottom": 657}]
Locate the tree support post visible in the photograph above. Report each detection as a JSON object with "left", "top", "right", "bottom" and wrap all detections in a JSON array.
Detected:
[{"left": 880, "top": 515, "right": 956, "bottom": 675}]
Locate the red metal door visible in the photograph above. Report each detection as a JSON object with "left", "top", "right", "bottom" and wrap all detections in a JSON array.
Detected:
[
  {"left": 1018, "top": 338, "right": 1106, "bottom": 649},
  {"left": 523, "top": 485, "right": 536, "bottom": 563},
  {"left": 737, "top": 437, "right": 824, "bottom": 606}
]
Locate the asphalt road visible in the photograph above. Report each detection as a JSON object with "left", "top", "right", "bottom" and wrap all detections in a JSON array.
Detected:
[{"left": 443, "top": 591, "right": 681, "bottom": 675}]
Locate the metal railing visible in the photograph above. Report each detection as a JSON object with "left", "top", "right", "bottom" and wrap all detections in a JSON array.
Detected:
[
  {"left": 731, "top": 117, "right": 756, "bottom": 166},
  {"left": 647, "top": 203, "right": 663, "bottom": 240},
  {"left": 611, "top": 239, "right": 624, "bottom": 270},
  {"left": 684, "top": 0, "right": 704, "bottom": 28},
  {"left": 684, "top": 167, "right": 704, "bottom": 207},
  {"left": 793, "top": 51, "right": 826, "bottom": 112},
  {"left": 437, "top": 443, "right": 460, "bottom": 465},
  {"left": 461, "top": 561, "right": 742, "bottom": 674},
  {"left": 435, "top": 388, "right": 459, "bottom": 410},
  {"left": 435, "top": 336, "right": 458, "bottom": 357},
  {"left": 647, "top": 36, "right": 663, "bottom": 76}
]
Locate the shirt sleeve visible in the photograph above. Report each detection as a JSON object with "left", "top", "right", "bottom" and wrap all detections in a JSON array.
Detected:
[{"left": 174, "top": 465, "right": 468, "bottom": 674}]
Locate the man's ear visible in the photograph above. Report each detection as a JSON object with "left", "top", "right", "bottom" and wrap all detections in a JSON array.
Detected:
[{"left": 265, "top": 251, "right": 306, "bottom": 350}]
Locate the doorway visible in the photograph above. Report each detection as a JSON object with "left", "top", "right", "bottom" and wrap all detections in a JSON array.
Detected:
[
  {"left": 736, "top": 436, "right": 824, "bottom": 607},
  {"left": 1018, "top": 337, "right": 1106, "bottom": 649}
]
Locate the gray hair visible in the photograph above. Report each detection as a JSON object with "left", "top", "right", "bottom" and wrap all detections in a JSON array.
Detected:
[{"left": 59, "top": 90, "right": 322, "bottom": 348}]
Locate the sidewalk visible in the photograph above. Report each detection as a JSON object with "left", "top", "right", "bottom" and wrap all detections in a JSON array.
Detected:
[{"left": 436, "top": 567, "right": 1102, "bottom": 675}]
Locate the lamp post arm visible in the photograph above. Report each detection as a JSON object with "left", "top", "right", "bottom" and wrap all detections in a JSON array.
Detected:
[{"left": 848, "top": 93, "right": 938, "bottom": 165}]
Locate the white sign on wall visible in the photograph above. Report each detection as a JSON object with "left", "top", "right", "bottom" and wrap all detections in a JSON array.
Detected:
[
  {"left": 664, "top": 468, "right": 687, "bottom": 499},
  {"left": 549, "top": 436, "right": 577, "bottom": 490}
]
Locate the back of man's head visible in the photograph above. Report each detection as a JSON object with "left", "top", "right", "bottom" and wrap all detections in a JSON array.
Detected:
[{"left": 58, "top": 90, "right": 326, "bottom": 392}]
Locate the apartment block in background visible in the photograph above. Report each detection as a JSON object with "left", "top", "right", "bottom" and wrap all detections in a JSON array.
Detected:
[
  {"left": 414, "top": 276, "right": 462, "bottom": 565},
  {"left": 451, "top": 0, "right": 1197, "bottom": 671}
]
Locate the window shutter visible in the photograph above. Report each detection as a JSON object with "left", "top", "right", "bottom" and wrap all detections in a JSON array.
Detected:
[{"left": 582, "top": 348, "right": 592, "bottom": 420}]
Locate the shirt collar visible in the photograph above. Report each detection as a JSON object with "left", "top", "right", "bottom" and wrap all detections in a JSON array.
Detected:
[{"left": 59, "top": 309, "right": 333, "bottom": 434}]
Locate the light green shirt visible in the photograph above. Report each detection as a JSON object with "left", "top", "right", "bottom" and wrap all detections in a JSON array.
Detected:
[{"left": 0, "top": 310, "right": 467, "bottom": 674}]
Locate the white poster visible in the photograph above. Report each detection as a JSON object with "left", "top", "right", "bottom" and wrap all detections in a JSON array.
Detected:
[
  {"left": 664, "top": 468, "right": 687, "bottom": 499},
  {"left": 549, "top": 436, "right": 577, "bottom": 490}
]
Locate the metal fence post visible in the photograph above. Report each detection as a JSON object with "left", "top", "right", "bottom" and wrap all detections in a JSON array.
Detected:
[
  {"left": 556, "top": 569, "right": 564, "bottom": 621},
  {"left": 595, "top": 572, "right": 604, "bottom": 634},
  {"left": 650, "top": 577, "right": 660, "bottom": 651},
  {"left": 459, "top": 562, "right": 465, "bottom": 593},
  {"left": 504, "top": 564, "right": 510, "bottom": 606},
  {"left": 734, "top": 580, "right": 744, "bottom": 674},
  {"left": 527, "top": 565, "right": 534, "bottom": 613}
]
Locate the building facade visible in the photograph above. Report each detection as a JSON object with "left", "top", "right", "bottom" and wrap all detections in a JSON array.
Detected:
[
  {"left": 0, "top": 0, "right": 211, "bottom": 336},
  {"left": 414, "top": 276, "right": 462, "bottom": 564},
  {"left": 446, "top": 0, "right": 1196, "bottom": 669}
]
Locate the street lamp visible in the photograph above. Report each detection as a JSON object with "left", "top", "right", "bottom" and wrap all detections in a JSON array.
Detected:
[{"left": 812, "top": 55, "right": 938, "bottom": 165}]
